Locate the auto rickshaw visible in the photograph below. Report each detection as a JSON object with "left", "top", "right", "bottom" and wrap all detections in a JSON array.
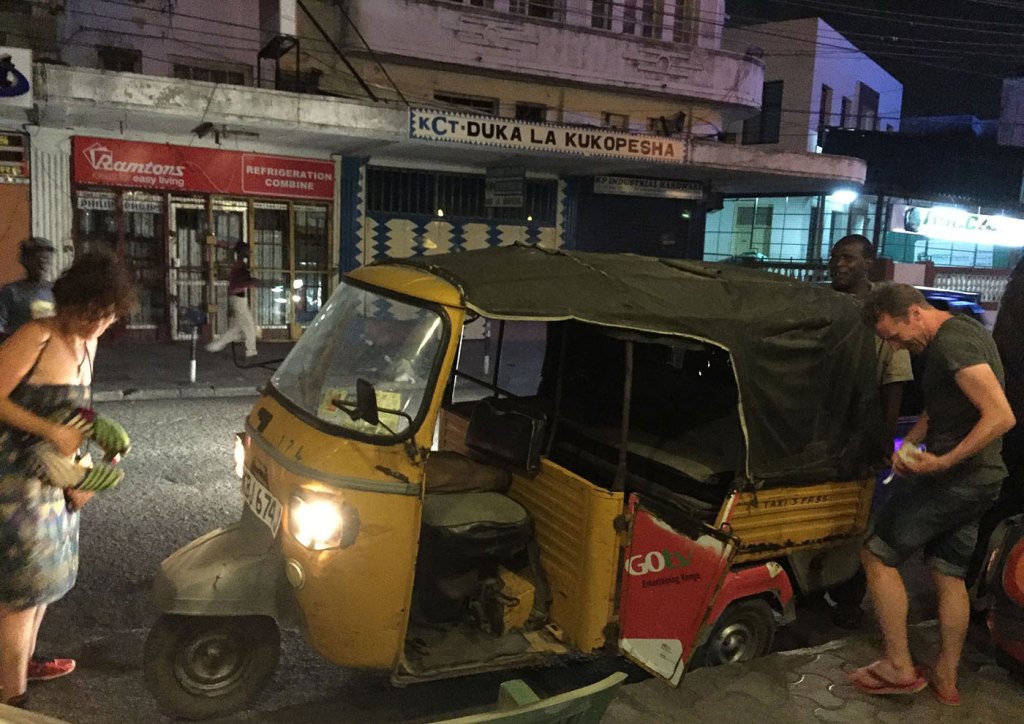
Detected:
[{"left": 144, "top": 244, "right": 886, "bottom": 720}]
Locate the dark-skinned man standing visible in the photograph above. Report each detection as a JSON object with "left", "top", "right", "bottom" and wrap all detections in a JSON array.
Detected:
[{"left": 826, "top": 234, "right": 913, "bottom": 628}]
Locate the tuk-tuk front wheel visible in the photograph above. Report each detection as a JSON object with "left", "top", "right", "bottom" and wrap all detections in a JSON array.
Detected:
[
  {"left": 143, "top": 614, "right": 280, "bottom": 720},
  {"left": 691, "top": 599, "right": 775, "bottom": 669}
]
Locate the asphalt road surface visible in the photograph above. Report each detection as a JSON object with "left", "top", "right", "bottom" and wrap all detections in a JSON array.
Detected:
[{"left": 21, "top": 397, "right": 935, "bottom": 723}]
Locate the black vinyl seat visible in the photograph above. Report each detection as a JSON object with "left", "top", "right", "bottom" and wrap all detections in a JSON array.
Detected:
[{"left": 421, "top": 491, "right": 532, "bottom": 559}]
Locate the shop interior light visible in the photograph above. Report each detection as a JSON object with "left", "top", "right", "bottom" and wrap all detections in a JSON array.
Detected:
[
  {"left": 292, "top": 279, "right": 304, "bottom": 289},
  {"left": 291, "top": 294, "right": 302, "bottom": 303},
  {"left": 436, "top": 208, "right": 445, "bottom": 217},
  {"left": 828, "top": 189, "right": 859, "bottom": 205}
]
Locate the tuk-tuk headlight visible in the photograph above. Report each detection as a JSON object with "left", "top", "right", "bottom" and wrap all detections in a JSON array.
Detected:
[
  {"left": 234, "top": 433, "right": 246, "bottom": 479},
  {"left": 289, "top": 493, "right": 360, "bottom": 551}
]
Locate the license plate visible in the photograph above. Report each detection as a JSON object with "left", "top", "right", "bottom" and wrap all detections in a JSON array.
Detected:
[{"left": 242, "top": 470, "right": 282, "bottom": 537}]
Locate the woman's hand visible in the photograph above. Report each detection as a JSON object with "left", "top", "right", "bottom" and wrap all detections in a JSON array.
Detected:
[
  {"left": 64, "top": 488, "right": 95, "bottom": 512},
  {"left": 49, "top": 424, "right": 85, "bottom": 457}
]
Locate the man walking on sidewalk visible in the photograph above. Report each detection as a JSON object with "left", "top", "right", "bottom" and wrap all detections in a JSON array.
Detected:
[
  {"left": 851, "top": 283, "right": 1015, "bottom": 705},
  {"left": 0, "top": 237, "right": 56, "bottom": 342},
  {"left": 206, "top": 242, "right": 258, "bottom": 358}
]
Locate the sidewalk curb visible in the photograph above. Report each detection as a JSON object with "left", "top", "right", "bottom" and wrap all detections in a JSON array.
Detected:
[{"left": 94, "top": 386, "right": 262, "bottom": 403}]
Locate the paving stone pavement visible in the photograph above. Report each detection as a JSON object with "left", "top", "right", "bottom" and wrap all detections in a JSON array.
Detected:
[{"left": 603, "top": 621, "right": 1024, "bottom": 724}]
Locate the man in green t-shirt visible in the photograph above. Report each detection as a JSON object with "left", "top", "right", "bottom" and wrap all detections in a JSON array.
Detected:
[{"left": 849, "top": 283, "right": 1015, "bottom": 705}]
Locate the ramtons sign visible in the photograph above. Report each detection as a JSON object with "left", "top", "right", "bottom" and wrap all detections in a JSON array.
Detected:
[
  {"left": 410, "top": 108, "right": 687, "bottom": 163},
  {"left": 83, "top": 142, "right": 186, "bottom": 178}
]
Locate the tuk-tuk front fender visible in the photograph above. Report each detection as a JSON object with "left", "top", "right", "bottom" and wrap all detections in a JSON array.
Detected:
[
  {"left": 699, "top": 561, "right": 795, "bottom": 647},
  {"left": 152, "top": 519, "right": 297, "bottom": 626}
]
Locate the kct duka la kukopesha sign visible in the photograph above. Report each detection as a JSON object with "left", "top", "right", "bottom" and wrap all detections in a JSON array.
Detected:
[{"left": 410, "top": 108, "right": 687, "bottom": 163}]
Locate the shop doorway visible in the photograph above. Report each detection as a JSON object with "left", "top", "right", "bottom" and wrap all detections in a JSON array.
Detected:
[
  {"left": 75, "top": 190, "right": 167, "bottom": 335},
  {"left": 251, "top": 203, "right": 330, "bottom": 339}
]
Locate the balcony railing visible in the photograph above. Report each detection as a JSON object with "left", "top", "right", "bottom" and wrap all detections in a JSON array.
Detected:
[
  {"left": 717, "top": 257, "right": 1012, "bottom": 305},
  {"left": 931, "top": 266, "right": 1010, "bottom": 304}
]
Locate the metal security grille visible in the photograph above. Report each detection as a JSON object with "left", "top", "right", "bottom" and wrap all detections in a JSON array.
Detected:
[{"left": 366, "top": 167, "right": 557, "bottom": 224}]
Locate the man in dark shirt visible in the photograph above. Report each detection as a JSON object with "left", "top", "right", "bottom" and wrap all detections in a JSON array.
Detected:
[
  {"left": 0, "top": 237, "right": 55, "bottom": 341},
  {"left": 850, "top": 283, "right": 1015, "bottom": 704}
]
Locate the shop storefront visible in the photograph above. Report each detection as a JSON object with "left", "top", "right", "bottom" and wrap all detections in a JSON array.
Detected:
[
  {"left": 0, "top": 131, "right": 31, "bottom": 285},
  {"left": 884, "top": 202, "right": 1021, "bottom": 269},
  {"left": 71, "top": 136, "right": 335, "bottom": 340}
]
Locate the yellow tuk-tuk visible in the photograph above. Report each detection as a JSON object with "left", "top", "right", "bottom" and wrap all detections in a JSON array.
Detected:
[{"left": 144, "top": 245, "right": 886, "bottom": 720}]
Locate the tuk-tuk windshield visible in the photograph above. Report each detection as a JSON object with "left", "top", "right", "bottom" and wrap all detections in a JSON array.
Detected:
[{"left": 270, "top": 283, "right": 445, "bottom": 438}]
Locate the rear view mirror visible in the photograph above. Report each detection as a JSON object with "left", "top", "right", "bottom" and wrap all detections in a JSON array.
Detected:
[{"left": 356, "top": 378, "right": 381, "bottom": 427}]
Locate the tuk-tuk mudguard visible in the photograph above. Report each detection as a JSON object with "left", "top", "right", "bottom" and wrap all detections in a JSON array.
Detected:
[
  {"left": 697, "top": 561, "right": 795, "bottom": 647},
  {"left": 152, "top": 518, "right": 297, "bottom": 625}
]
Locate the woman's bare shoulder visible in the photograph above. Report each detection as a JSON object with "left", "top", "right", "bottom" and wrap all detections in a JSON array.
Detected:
[{"left": 13, "top": 320, "right": 54, "bottom": 346}]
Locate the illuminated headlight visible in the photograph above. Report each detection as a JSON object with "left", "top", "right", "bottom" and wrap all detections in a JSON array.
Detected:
[
  {"left": 289, "top": 493, "right": 360, "bottom": 551},
  {"left": 234, "top": 433, "right": 247, "bottom": 479}
]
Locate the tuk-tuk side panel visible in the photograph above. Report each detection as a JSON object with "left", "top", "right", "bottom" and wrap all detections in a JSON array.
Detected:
[
  {"left": 726, "top": 478, "right": 874, "bottom": 564},
  {"left": 506, "top": 460, "right": 624, "bottom": 653},
  {"left": 619, "top": 495, "right": 737, "bottom": 685}
]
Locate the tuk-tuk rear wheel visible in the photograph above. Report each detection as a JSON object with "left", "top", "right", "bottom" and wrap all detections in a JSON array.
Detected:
[
  {"left": 691, "top": 599, "right": 775, "bottom": 669},
  {"left": 143, "top": 614, "right": 280, "bottom": 720}
]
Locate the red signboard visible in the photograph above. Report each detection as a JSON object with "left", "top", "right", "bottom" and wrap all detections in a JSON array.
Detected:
[{"left": 72, "top": 136, "right": 334, "bottom": 200}]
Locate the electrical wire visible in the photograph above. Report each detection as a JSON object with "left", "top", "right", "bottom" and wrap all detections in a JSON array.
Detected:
[{"left": 8, "top": 1, "right": 1021, "bottom": 127}]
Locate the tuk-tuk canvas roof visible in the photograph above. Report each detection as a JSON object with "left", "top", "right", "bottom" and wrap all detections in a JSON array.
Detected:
[{"left": 386, "top": 245, "right": 885, "bottom": 485}]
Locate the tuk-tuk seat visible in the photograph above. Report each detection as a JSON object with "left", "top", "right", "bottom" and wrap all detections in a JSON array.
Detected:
[
  {"left": 421, "top": 491, "right": 533, "bottom": 559},
  {"left": 465, "top": 397, "right": 549, "bottom": 475},
  {"left": 551, "top": 419, "right": 736, "bottom": 505},
  {"left": 424, "top": 451, "right": 512, "bottom": 494}
]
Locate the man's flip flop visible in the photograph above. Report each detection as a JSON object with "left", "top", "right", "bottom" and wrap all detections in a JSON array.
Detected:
[{"left": 849, "top": 662, "right": 928, "bottom": 696}]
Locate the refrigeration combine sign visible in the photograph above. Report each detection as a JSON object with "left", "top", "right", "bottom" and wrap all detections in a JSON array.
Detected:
[{"left": 410, "top": 108, "right": 687, "bottom": 163}]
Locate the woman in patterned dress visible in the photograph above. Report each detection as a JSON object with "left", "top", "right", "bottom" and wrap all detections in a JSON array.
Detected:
[{"left": 0, "top": 251, "right": 136, "bottom": 707}]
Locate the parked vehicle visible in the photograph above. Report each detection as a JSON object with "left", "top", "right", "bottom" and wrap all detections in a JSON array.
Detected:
[
  {"left": 143, "top": 245, "right": 887, "bottom": 720},
  {"left": 981, "top": 513, "right": 1024, "bottom": 679}
]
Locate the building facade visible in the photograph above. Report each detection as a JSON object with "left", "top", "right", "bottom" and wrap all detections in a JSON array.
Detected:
[{"left": 1, "top": 0, "right": 868, "bottom": 341}]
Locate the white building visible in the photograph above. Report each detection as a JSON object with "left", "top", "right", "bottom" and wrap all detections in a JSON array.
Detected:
[
  {"left": 702, "top": 17, "right": 902, "bottom": 263},
  {"left": 723, "top": 17, "right": 902, "bottom": 154},
  {"left": 1, "top": 0, "right": 867, "bottom": 340}
]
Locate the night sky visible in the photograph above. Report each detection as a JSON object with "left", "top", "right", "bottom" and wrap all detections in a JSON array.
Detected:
[{"left": 726, "top": 0, "right": 1024, "bottom": 118}]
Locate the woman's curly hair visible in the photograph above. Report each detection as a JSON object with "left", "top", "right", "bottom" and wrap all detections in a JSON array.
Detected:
[{"left": 53, "top": 250, "right": 138, "bottom": 320}]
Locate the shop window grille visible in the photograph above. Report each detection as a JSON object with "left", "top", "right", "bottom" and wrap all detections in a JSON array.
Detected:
[{"left": 366, "top": 167, "right": 557, "bottom": 225}]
